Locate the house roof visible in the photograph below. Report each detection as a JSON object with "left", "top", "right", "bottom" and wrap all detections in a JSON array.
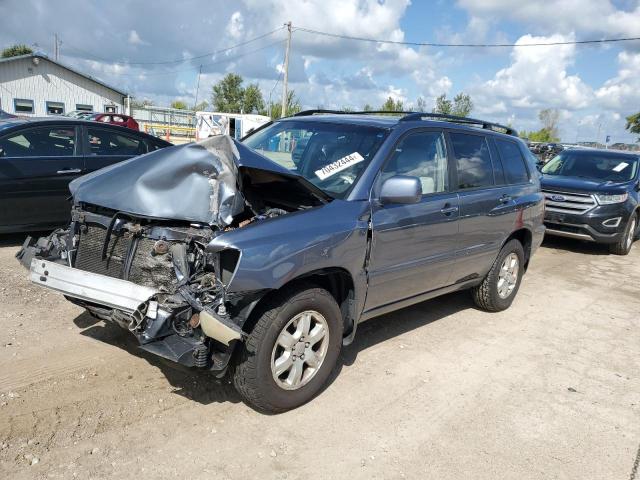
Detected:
[{"left": 0, "top": 53, "right": 128, "bottom": 97}]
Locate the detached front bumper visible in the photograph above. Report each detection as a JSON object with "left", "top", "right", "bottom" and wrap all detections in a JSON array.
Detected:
[{"left": 29, "top": 259, "right": 242, "bottom": 370}]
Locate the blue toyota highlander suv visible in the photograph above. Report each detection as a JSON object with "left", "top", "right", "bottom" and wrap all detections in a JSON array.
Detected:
[{"left": 20, "top": 111, "right": 545, "bottom": 412}]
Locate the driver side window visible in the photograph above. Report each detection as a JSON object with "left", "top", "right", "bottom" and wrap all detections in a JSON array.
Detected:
[{"left": 382, "top": 131, "right": 448, "bottom": 195}]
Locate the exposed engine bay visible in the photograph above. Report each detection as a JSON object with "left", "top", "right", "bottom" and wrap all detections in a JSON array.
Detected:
[{"left": 17, "top": 135, "right": 327, "bottom": 372}]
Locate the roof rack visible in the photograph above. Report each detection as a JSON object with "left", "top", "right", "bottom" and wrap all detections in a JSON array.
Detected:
[
  {"left": 292, "top": 109, "right": 518, "bottom": 137},
  {"left": 294, "top": 109, "right": 415, "bottom": 117},
  {"left": 399, "top": 112, "right": 518, "bottom": 136}
]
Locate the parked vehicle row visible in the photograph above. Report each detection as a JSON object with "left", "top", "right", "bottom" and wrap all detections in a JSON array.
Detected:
[
  {"left": 18, "top": 111, "right": 545, "bottom": 412},
  {"left": 0, "top": 117, "right": 171, "bottom": 233},
  {"left": 66, "top": 111, "right": 140, "bottom": 130}
]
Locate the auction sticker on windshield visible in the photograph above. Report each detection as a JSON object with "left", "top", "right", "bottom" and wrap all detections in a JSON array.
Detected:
[
  {"left": 315, "top": 152, "right": 365, "bottom": 180},
  {"left": 612, "top": 162, "right": 629, "bottom": 172}
]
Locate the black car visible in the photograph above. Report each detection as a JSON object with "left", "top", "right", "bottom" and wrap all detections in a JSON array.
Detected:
[
  {"left": 541, "top": 148, "right": 640, "bottom": 254},
  {"left": 0, "top": 117, "right": 171, "bottom": 233}
]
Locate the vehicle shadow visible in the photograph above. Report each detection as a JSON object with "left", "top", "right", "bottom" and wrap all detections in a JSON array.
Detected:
[
  {"left": 323, "top": 290, "right": 474, "bottom": 391},
  {"left": 72, "top": 290, "right": 474, "bottom": 410},
  {"left": 73, "top": 312, "right": 241, "bottom": 406},
  {"left": 0, "top": 232, "right": 34, "bottom": 248},
  {"left": 541, "top": 235, "right": 611, "bottom": 255}
]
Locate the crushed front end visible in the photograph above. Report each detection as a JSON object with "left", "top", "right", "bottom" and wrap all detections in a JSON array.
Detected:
[{"left": 18, "top": 206, "right": 244, "bottom": 373}]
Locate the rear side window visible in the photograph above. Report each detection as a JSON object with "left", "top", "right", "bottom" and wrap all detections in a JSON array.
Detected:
[
  {"left": 382, "top": 131, "right": 449, "bottom": 195},
  {"left": 450, "top": 133, "right": 494, "bottom": 190},
  {"left": 0, "top": 126, "right": 76, "bottom": 157},
  {"left": 496, "top": 139, "right": 530, "bottom": 184},
  {"left": 87, "top": 127, "right": 146, "bottom": 156}
]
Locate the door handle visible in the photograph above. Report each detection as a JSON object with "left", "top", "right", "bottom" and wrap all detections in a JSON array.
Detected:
[
  {"left": 499, "top": 194, "right": 512, "bottom": 204},
  {"left": 56, "top": 168, "right": 82, "bottom": 174},
  {"left": 440, "top": 205, "right": 459, "bottom": 215}
]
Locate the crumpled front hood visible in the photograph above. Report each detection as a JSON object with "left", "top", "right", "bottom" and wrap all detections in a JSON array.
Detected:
[{"left": 69, "top": 135, "right": 328, "bottom": 226}]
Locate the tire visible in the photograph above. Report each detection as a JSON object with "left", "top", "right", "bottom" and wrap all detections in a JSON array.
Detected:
[
  {"left": 232, "top": 284, "right": 343, "bottom": 413},
  {"left": 609, "top": 214, "right": 637, "bottom": 256},
  {"left": 472, "top": 239, "right": 525, "bottom": 312}
]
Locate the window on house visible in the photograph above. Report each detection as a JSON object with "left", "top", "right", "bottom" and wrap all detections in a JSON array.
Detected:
[
  {"left": 104, "top": 105, "right": 117, "bottom": 113},
  {"left": 14, "top": 99, "right": 34, "bottom": 114},
  {"left": 76, "top": 104, "right": 93, "bottom": 111},
  {"left": 46, "top": 101, "right": 65, "bottom": 115}
]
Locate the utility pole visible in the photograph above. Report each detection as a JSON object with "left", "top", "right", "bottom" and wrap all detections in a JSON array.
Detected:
[
  {"left": 280, "top": 21, "right": 292, "bottom": 119},
  {"left": 193, "top": 64, "right": 202, "bottom": 111},
  {"left": 53, "top": 33, "right": 61, "bottom": 61}
]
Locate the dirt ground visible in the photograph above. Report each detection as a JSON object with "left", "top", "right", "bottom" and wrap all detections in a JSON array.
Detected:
[{"left": 0, "top": 233, "right": 639, "bottom": 480}]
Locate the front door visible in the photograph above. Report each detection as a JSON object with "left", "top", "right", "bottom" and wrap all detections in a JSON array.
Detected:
[
  {"left": 365, "top": 130, "right": 460, "bottom": 312},
  {"left": 0, "top": 124, "right": 83, "bottom": 230}
]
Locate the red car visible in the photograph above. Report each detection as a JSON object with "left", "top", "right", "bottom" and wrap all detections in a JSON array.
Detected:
[{"left": 88, "top": 113, "right": 139, "bottom": 131}]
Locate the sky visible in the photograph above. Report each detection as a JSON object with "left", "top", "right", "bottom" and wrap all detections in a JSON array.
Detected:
[{"left": 1, "top": 0, "right": 640, "bottom": 143}]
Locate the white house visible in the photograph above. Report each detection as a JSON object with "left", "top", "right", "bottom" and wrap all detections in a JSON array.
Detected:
[{"left": 0, "top": 53, "right": 127, "bottom": 117}]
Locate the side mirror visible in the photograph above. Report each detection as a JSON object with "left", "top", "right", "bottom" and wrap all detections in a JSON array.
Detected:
[{"left": 380, "top": 175, "right": 422, "bottom": 205}]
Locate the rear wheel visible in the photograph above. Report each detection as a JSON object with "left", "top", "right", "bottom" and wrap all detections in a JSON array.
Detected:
[
  {"left": 472, "top": 239, "right": 525, "bottom": 312},
  {"left": 232, "top": 284, "right": 343, "bottom": 413},
  {"left": 609, "top": 214, "right": 637, "bottom": 256}
]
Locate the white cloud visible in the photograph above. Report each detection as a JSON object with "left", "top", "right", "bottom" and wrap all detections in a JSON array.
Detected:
[
  {"left": 595, "top": 51, "right": 640, "bottom": 112},
  {"left": 456, "top": 0, "right": 640, "bottom": 37},
  {"left": 473, "top": 34, "right": 592, "bottom": 115},
  {"left": 127, "top": 30, "right": 148, "bottom": 46},
  {"left": 226, "top": 11, "right": 244, "bottom": 39}
]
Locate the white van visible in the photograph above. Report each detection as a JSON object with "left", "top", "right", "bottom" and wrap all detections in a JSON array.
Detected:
[{"left": 195, "top": 112, "right": 270, "bottom": 140}]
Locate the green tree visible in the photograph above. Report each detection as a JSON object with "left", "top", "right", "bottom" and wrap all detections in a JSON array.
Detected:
[
  {"left": 243, "top": 83, "right": 265, "bottom": 113},
  {"left": 380, "top": 96, "right": 404, "bottom": 113},
  {"left": 130, "top": 98, "right": 154, "bottom": 109},
  {"left": 415, "top": 97, "right": 427, "bottom": 113},
  {"left": 520, "top": 129, "right": 560, "bottom": 143},
  {"left": 211, "top": 74, "right": 265, "bottom": 113},
  {"left": 170, "top": 100, "right": 188, "bottom": 110},
  {"left": 362, "top": 103, "right": 374, "bottom": 112},
  {"left": 433, "top": 93, "right": 473, "bottom": 117},
  {"left": 193, "top": 100, "right": 209, "bottom": 112},
  {"left": 452, "top": 93, "right": 473, "bottom": 117},
  {"left": 1, "top": 44, "right": 33, "bottom": 58},
  {"left": 626, "top": 112, "right": 640, "bottom": 140},
  {"left": 433, "top": 93, "right": 452, "bottom": 114},
  {"left": 538, "top": 108, "right": 560, "bottom": 139},
  {"left": 267, "top": 90, "right": 301, "bottom": 119},
  {"left": 212, "top": 73, "right": 245, "bottom": 112}
]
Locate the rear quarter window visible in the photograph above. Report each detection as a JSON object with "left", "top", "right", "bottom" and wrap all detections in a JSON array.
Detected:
[{"left": 495, "top": 139, "right": 530, "bottom": 184}]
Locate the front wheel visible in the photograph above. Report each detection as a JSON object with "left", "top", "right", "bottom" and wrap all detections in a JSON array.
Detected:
[
  {"left": 472, "top": 239, "right": 525, "bottom": 312},
  {"left": 609, "top": 214, "right": 637, "bottom": 256},
  {"left": 232, "top": 284, "right": 343, "bottom": 413}
]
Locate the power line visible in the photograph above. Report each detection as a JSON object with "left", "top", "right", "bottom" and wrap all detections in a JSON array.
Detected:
[
  {"left": 102, "top": 38, "right": 287, "bottom": 77},
  {"left": 294, "top": 26, "right": 640, "bottom": 48},
  {"left": 65, "top": 26, "right": 284, "bottom": 66}
]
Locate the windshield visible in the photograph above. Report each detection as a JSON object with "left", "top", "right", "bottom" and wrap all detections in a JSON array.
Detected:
[
  {"left": 242, "top": 120, "right": 388, "bottom": 198},
  {"left": 541, "top": 151, "right": 639, "bottom": 182}
]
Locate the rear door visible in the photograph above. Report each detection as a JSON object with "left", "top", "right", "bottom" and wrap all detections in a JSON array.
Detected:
[
  {"left": 448, "top": 131, "right": 515, "bottom": 283},
  {"left": 0, "top": 124, "right": 82, "bottom": 230},
  {"left": 365, "top": 129, "right": 460, "bottom": 311},
  {"left": 83, "top": 125, "right": 149, "bottom": 173}
]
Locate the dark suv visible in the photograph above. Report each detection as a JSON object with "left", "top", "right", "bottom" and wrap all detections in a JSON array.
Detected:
[
  {"left": 19, "top": 111, "right": 545, "bottom": 412},
  {"left": 540, "top": 148, "right": 640, "bottom": 255}
]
